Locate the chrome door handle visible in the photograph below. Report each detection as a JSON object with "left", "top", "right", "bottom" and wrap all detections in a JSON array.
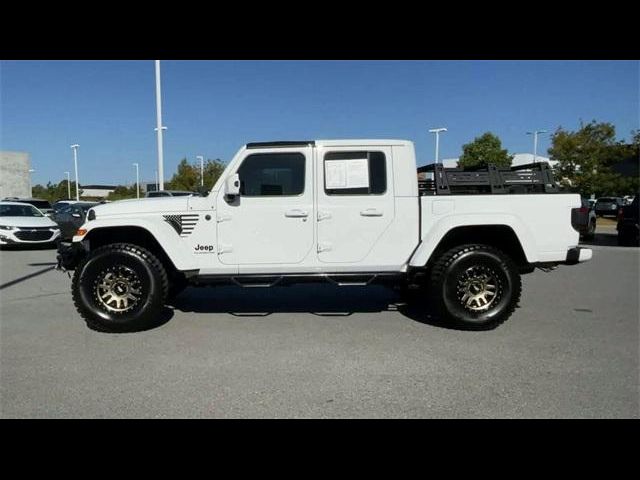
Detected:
[
  {"left": 285, "top": 209, "right": 308, "bottom": 218},
  {"left": 360, "top": 208, "right": 383, "bottom": 217}
]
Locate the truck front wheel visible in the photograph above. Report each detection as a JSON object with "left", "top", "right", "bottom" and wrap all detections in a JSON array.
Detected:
[
  {"left": 72, "top": 243, "right": 168, "bottom": 332},
  {"left": 429, "top": 244, "right": 521, "bottom": 330}
]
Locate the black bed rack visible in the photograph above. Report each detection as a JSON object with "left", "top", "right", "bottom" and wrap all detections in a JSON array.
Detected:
[{"left": 417, "top": 162, "right": 560, "bottom": 195}]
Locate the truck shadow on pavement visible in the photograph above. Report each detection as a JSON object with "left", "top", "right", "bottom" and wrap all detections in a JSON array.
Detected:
[
  {"left": 580, "top": 232, "right": 638, "bottom": 248},
  {"left": 167, "top": 284, "right": 450, "bottom": 329}
]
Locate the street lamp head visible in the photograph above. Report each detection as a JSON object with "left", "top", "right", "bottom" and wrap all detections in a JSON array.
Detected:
[
  {"left": 70, "top": 144, "right": 79, "bottom": 149},
  {"left": 428, "top": 128, "right": 447, "bottom": 133}
]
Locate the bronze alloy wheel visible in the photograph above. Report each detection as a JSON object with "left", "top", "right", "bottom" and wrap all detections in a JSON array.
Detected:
[
  {"left": 455, "top": 265, "right": 503, "bottom": 312},
  {"left": 94, "top": 265, "right": 143, "bottom": 313}
]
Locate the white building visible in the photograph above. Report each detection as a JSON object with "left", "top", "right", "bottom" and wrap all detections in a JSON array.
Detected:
[
  {"left": 440, "top": 153, "right": 558, "bottom": 169},
  {"left": 80, "top": 185, "right": 117, "bottom": 198},
  {"left": 0, "top": 151, "right": 32, "bottom": 199}
]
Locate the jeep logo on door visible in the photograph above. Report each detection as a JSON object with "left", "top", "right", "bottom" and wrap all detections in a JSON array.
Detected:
[{"left": 194, "top": 244, "right": 215, "bottom": 253}]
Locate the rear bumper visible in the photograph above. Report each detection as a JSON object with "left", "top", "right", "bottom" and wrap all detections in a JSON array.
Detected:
[{"left": 564, "top": 246, "right": 593, "bottom": 265}]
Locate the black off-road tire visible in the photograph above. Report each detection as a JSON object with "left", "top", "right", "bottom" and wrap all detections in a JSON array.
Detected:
[
  {"left": 72, "top": 243, "right": 168, "bottom": 332},
  {"left": 429, "top": 244, "right": 521, "bottom": 330}
]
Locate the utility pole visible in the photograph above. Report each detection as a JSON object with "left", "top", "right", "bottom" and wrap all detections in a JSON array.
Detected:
[
  {"left": 196, "top": 155, "right": 204, "bottom": 187},
  {"left": 64, "top": 171, "right": 71, "bottom": 199},
  {"left": 28, "top": 169, "right": 35, "bottom": 196},
  {"left": 155, "top": 60, "right": 167, "bottom": 190},
  {"left": 526, "top": 130, "right": 547, "bottom": 163},
  {"left": 428, "top": 127, "right": 448, "bottom": 163},
  {"left": 133, "top": 163, "right": 140, "bottom": 198},
  {"left": 70, "top": 144, "right": 80, "bottom": 201}
]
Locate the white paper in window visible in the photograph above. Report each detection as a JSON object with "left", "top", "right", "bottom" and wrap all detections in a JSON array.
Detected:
[
  {"left": 325, "top": 160, "right": 347, "bottom": 188},
  {"left": 325, "top": 159, "right": 369, "bottom": 189},
  {"left": 345, "top": 159, "right": 369, "bottom": 188}
]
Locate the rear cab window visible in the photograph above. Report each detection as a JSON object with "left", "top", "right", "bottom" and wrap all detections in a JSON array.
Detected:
[{"left": 323, "top": 151, "right": 387, "bottom": 195}]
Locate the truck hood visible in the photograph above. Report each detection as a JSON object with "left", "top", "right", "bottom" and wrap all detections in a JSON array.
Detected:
[{"left": 90, "top": 197, "right": 191, "bottom": 216}]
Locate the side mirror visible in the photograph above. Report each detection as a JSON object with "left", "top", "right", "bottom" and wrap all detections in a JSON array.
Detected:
[{"left": 225, "top": 174, "right": 240, "bottom": 199}]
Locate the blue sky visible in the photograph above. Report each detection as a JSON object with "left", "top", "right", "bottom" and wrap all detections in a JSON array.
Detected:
[{"left": 1, "top": 60, "right": 638, "bottom": 186}]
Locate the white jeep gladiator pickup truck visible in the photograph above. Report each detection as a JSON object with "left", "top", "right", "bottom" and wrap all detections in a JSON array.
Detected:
[{"left": 57, "top": 139, "right": 592, "bottom": 332}]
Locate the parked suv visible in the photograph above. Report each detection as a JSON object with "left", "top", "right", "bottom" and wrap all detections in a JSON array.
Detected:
[
  {"left": 595, "top": 197, "right": 624, "bottom": 217},
  {"left": 0, "top": 201, "right": 60, "bottom": 247},
  {"left": 571, "top": 198, "right": 596, "bottom": 240},
  {"left": 617, "top": 195, "right": 639, "bottom": 246},
  {"left": 3, "top": 198, "right": 54, "bottom": 216},
  {"left": 52, "top": 202, "right": 99, "bottom": 240}
]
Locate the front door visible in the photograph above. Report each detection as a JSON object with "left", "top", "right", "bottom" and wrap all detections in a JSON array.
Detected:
[
  {"left": 216, "top": 147, "right": 314, "bottom": 269},
  {"left": 316, "top": 147, "right": 395, "bottom": 265}
]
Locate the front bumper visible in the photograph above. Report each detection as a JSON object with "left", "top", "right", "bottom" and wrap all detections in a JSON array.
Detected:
[
  {"left": 56, "top": 241, "right": 88, "bottom": 271},
  {"left": 564, "top": 246, "right": 593, "bottom": 265},
  {"left": 0, "top": 228, "right": 60, "bottom": 245}
]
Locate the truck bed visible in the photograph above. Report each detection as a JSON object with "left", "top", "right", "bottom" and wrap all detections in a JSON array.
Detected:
[{"left": 414, "top": 193, "right": 581, "bottom": 265}]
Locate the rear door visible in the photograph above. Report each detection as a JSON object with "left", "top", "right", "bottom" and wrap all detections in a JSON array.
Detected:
[{"left": 316, "top": 146, "right": 395, "bottom": 265}]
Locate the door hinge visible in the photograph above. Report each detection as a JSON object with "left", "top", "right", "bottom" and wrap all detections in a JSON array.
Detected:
[
  {"left": 317, "top": 242, "right": 332, "bottom": 253},
  {"left": 317, "top": 211, "right": 332, "bottom": 221},
  {"left": 217, "top": 214, "right": 232, "bottom": 223},
  {"left": 217, "top": 244, "right": 233, "bottom": 254}
]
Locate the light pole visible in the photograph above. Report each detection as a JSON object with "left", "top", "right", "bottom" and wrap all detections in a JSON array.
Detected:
[
  {"left": 196, "top": 155, "right": 204, "bottom": 187},
  {"left": 155, "top": 170, "right": 159, "bottom": 191},
  {"left": 28, "top": 169, "right": 35, "bottom": 195},
  {"left": 133, "top": 163, "right": 140, "bottom": 198},
  {"left": 70, "top": 144, "right": 80, "bottom": 201},
  {"left": 428, "top": 127, "right": 448, "bottom": 163},
  {"left": 64, "top": 171, "right": 71, "bottom": 199},
  {"left": 526, "top": 130, "right": 547, "bottom": 163},
  {"left": 154, "top": 60, "right": 167, "bottom": 190}
]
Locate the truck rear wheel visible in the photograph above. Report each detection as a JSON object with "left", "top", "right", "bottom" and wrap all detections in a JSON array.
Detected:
[
  {"left": 72, "top": 243, "right": 168, "bottom": 332},
  {"left": 429, "top": 244, "right": 521, "bottom": 330}
]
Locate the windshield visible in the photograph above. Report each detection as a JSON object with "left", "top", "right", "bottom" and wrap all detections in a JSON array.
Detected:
[{"left": 0, "top": 204, "right": 44, "bottom": 217}]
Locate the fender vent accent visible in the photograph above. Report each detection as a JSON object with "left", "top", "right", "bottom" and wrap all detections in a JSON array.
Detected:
[{"left": 163, "top": 214, "right": 200, "bottom": 237}]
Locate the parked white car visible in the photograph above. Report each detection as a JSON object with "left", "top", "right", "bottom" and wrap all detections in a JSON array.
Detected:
[
  {"left": 57, "top": 139, "right": 592, "bottom": 332},
  {"left": 0, "top": 202, "right": 61, "bottom": 247}
]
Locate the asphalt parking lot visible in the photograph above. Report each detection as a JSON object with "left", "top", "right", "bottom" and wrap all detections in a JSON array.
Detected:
[{"left": 1, "top": 226, "right": 638, "bottom": 418}]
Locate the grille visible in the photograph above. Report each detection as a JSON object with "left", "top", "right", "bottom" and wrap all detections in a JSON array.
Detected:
[{"left": 15, "top": 229, "right": 55, "bottom": 241}]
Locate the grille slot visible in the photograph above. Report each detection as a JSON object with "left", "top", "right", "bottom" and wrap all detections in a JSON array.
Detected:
[{"left": 15, "top": 229, "right": 55, "bottom": 241}]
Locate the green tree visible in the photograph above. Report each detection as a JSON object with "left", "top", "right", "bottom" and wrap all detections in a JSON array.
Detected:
[
  {"left": 107, "top": 185, "right": 138, "bottom": 201},
  {"left": 166, "top": 157, "right": 226, "bottom": 194},
  {"left": 458, "top": 132, "right": 513, "bottom": 168},
  {"left": 548, "top": 121, "right": 639, "bottom": 197},
  {"left": 31, "top": 180, "right": 81, "bottom": 203}
]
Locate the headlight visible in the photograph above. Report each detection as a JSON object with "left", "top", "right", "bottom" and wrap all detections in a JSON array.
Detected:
[
  {"left": 87, "top": 209, "right": 96, "bottom": 221},
  {"left": 0, "top": 225, "right": 15, "bottom": 230}
]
